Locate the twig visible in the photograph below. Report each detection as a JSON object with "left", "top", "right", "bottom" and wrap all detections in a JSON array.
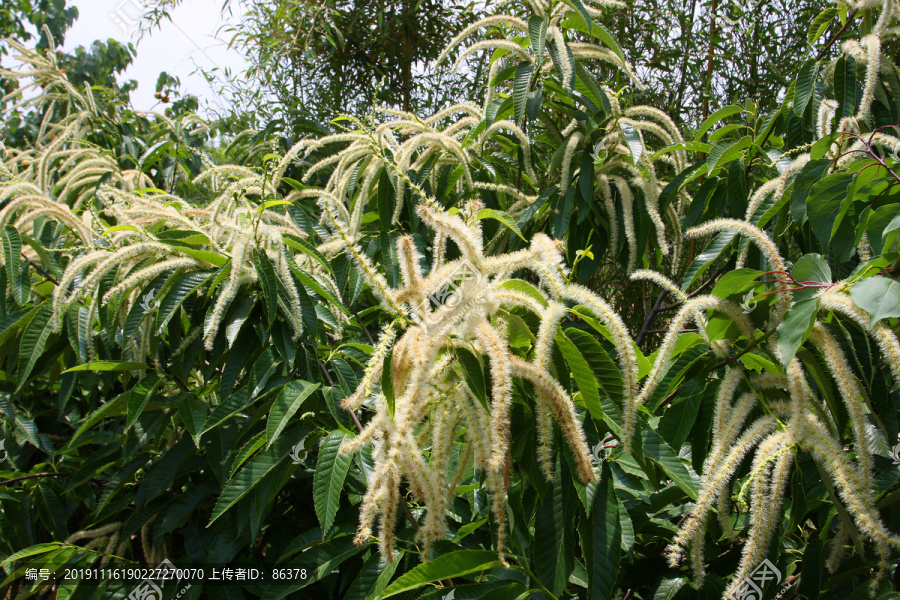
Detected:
[
  {"left": 0, "top": 472, "right": 66, "bottom": 486},
  {"left": 816, "top": 10, "right": 857, "bottom": 61},
  {"left": 23, "top": 255, "right": 59, "bottom": 286},
  {"left": 635, "top": 290, "right": 668, "bottom": 346},
  {"left": 350, "top": 305, "right": 375, "bottom": 346}
]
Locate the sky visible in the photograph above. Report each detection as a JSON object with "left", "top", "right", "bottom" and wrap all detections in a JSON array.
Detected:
[{"left": 63, "top": 0, "right": 249, "bottom": 116}]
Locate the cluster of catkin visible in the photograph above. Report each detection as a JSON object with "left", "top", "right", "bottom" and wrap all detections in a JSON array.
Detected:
[
  {"left": 331, "top": 196, "right": 645, "bottom": 562},
  {"left": 0, "top": 40, "right": 342, "bottom": 362}
]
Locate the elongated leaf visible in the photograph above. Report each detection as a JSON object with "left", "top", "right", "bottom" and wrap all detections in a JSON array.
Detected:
[
  {"left": 314, "top": 430, "right": 353, "bottom": 533},
  {"left": 528, "top": 15, "right": 548, "bottom": 65},
  {"left": 790, "top": 158, "right": 831, "bottom": 224},
  {"left": 175, "top": 393, "right": 207, "bottom": 446},
  {"left": 642, "top": 428, "right": 699, "bottom": 499},
  {"left": 579, "top": 466, "right": 620, "bottom": 600},
  {"left": 533, "top": 454, "right": 573, "bottom": 597},
  {"left": 161, "top": 243, "right": 228, "bottom": 267},
  {"left": 228, "top": 430, "right": 267, "bottom": 480},
  {"left": 63, "top": 361, "right": 150, "bottom": 373},
  {"left": 654, "top": 577, "right": 687, "bottom": 600},
  {"left": 208, "top": 428, "right": 307, "bottom": 525},
  {"left": 794, "top": 59, "right": 818, "bottom": 114},
  {"left": 202, "top": 387, "right": 253, "bottom": 434},
  {"left": 681, "top": 231, "right": 737, "bottom": 290},
  {"left": 706, "top": 136, "right": 751, "bottom": 174},
  {"left": 2, "top": 226, "right": 28, "bottom": 305},
  {"left": 253, "top": 248, "right": 279, "bottom": 326},
  {"left": 344, "top": 552, "right": 403, "bottom": 600},
  {"left": 126, "top": 372, "right": 163, "bottom": 432},
  {"left": 807, "top": 172, "right": 853, "bottom": 246},
  {"left": 693, "top": 105, "right": 745, "bottom": 142},
  {"left": 378, "top": 550, "right": 503, "bottom": 598},
  {"left": 559, "top": 12, "right": 625, "bottom": 63},
  {"left": 267, "top": 380, "right": 320, "bottom": 449},
  {"left": 513, "top": 61, "right": 533, "bottom": 124},
  {"left": 476, "top": 208, "right": 526, "bottom": 241},
  {"left": 808, "top": 8, "right": 837, "bottom": 42},
  {"left": 155, "top": 269, "right": 213, "bottom": 332},
  {"left": 834, "top": 55, "right": 858, "bottom": 121},
  {"left": 17, "top": 303, "right": 54, "bottom": 387}
]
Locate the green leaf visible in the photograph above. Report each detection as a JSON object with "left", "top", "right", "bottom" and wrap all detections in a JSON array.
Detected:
[
  {"left": 17, "top": 303, "right": 54, "bottom": 387},
  {"left": 499, "top": 278, "right": 549, "bottom": 308},
  {"left": 693, "top": 105, "right": 745, "bottom": 142},
  {"left": 284, "top": 234, "right": 332, "bottom": 273},
  {"left": 528, "top": 15, "right": 548, "bottom": 65},
  {"left": 566, "top": 328, "right": 624, "bottom": 402},
  {"left": 314, "top": 430, "right": 353, "bottom": 533},
  {"left": 560, "top": 11, "right": 625, "bottom": 64},
  {"left": 175, "top": 393, "right": 207, "bottom": 446},
  {"left": 834, "top": 55, "right": 859, "bottom": 121},
  {"left": 344, "top": 552, "right": 403, "bottom": 600},
  {"left": 2, "top": 226, "right": 28, "bottom": 305},
  {"left": 253, "top": 248, "right": 279, "bottom": 327},
  {"left": 653, "top": 577, "right": 687, "bottom": 600},
  {"left": 681, "top": 231, "right": 737, "bottom": 290},
  {"left": 791, "top": 254, "right": 831, "bottom": 301},
  {"left": 228, "top": 430, "right": 267, "bottom": 480},
  {"left": 155, "top": 269, "right": 213, "bottom": 332},
  {"left": 0, "top": 542, "right": 63, "bottom": 569},
  {"left": 776, "top": 298, "right": 819, "bottom": 365},
  {"left": 267, "top": 380, "right": 320, "bottom": 449},
  {"left": 63, "top": 360, "right": 150, "bottom": 373},
  {"left": 126, "top": 372, "right": 163, "bottom": 432},
  {"left": 578, "top": 464, "right": 620, "bottom": 600},
  {"left": 378, "top": 550, "right": 503, "bottom": 598},
  {"left": 711, "top": 269, "right": 763, "bottom": 299},
  {"left": 161, "top": 243, "right": 228, "bottom": 267},
  {"left": 790, "top": 159, "right": 831, "bottom": 224},
  {"left": 794, "top": 59, "right": 819, "bottom": 114},
  {"left": 808, "top": 8, "right": 837, "bottom": 43},
  {"left": 706, "top": 136, "right": 751, "bottom": 174},
  {"left": 457, "top": 347, "right": 488, "bottom": 408},
  {"left": 208, "top": 428, "right": 307, "bottom": 526},
  {"left": 513, "top": 61, "right": 533, "bottom": 124},
  {"left": 641, "top": 428, "right": 699, "bottom": 500},
  {"left": 850, "top": 276, "right": 900, "bottom": 327},
  {"left": 68, "top": 393, "right": 129, "bottom": 446},
  {"left": 533, "top": 454, "right": 573, "bottom": 598},
  {"left": 807, "top": 172, "right": 853, "bottom": 247},
  {"left": 476, "top": 208, "right": 527, "bottom": 241},
  {"left": 657, "top": 384, "right": 703, "bottom": 450},
  {"left": 619, "top": 121, "right": 643, "bottom": 165}
]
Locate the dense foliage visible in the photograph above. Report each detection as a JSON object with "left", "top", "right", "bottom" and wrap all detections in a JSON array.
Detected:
[{"left": 1, "top": 0, "right": 900, "bottom": 599}]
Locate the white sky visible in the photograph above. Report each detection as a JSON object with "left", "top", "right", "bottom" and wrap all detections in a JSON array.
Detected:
[{"left": 63, "top": 0, "right": 249, "bottom": 116}]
